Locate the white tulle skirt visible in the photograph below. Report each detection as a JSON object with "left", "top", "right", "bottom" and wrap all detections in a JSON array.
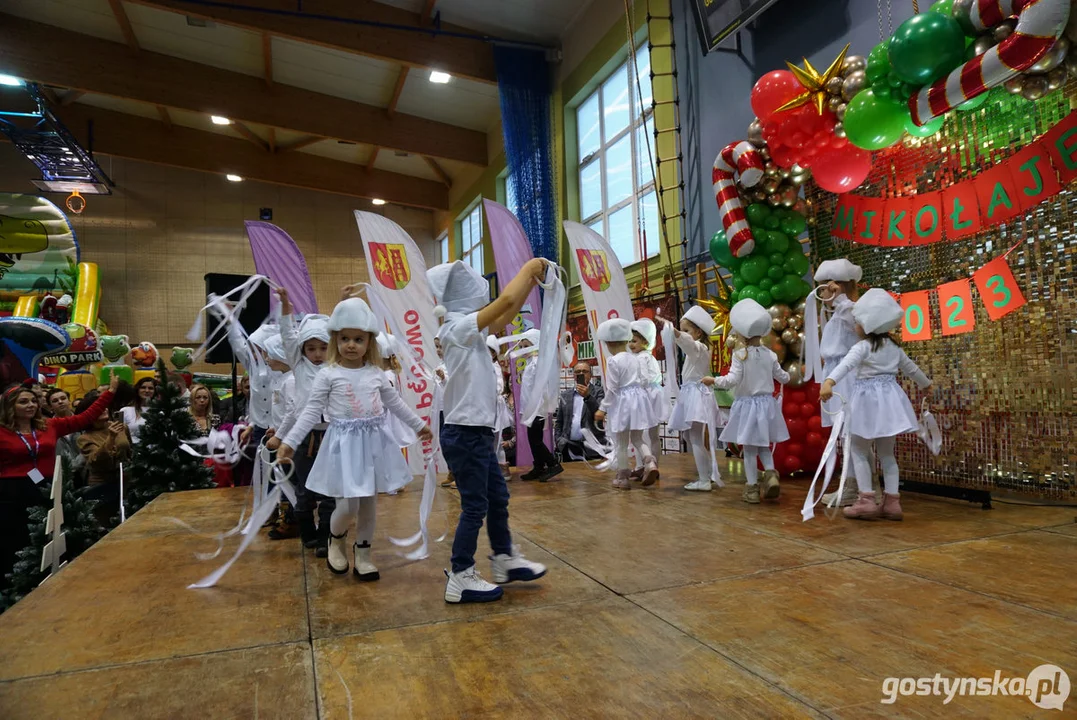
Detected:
[
  {"left": 607, "top": 384, "right": 662, "bottom": 433},
  {"left": 849, "top": 374, "right": 918, "bottom": 439},
  {"left": 720, "top": 394, "right": 789, "bottom": 446},
  {"left": 383, "top": 409, "right": 419, "bottom": 448},
  {"left": 820, "top": 355, "right": 853, "bottom": 428},
  {"left": 646, "top": 384, "right": 670, "bottom": 424},
  {"left": 667, "top": 381, "right": 722, "bottom": 432},
  {"left": 305, "top": 416, "right": 414, "bottom": 498}
]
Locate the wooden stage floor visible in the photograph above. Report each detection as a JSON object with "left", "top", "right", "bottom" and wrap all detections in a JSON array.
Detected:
[{"left": 1, "top": 455, "right": 1075, "bottom": 719}]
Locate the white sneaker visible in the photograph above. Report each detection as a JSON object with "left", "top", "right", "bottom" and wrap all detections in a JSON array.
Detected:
[
  {"left": 353, "top": 542, "right": 379, "bottom": 582},
  {"left": 684, "top": 478, "right": 712, "bottom": 492},
  {"left": 444, "top": 566, "right": 504, "bottom": 604},
  {"left": 490, "top": 546, "right": 547, "bottom": 584},
  {"left": 327, "top": 532, "right": 349, "bottom": 575}
]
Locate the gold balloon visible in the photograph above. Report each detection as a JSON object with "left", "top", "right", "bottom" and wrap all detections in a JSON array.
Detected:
[
  {"left": 783, "top": 359, "right": 806, "bottom": 388},
  {"left": 833, "top": 122, "right": 847, "bottom": 139},
  {"left": 1028, "top": 37, "right": 1069, "bottom": 73},
  {"left": 836, "top": 103, "right": 847, "bottom": 121},
  {"left": 841, "top": 55, "right": 866, "bottom": 74},
  {"left": 789, "top": 339, "right": 803, "bottom": 357},
  {"left": 793, "top": 299, "right": 807, "bottom": 315},
  {"left": 767, "top": 192, "right": 782, "bottom": 206},
  {"left": 787, "top": 314, "right": 803, "bottom": 330},
  {"left": 764, "top": 162, "right": 780, "bottom": 177},
  {"left": 1004, "top": 76, "right": 1025, "bottom": 95},
  {"left": 1021, "top": 74, "right": 1049, "bottom": 101},
  {"left": 993, "top": 21, "right": 1015, "bottom": 43},
  {"left": 771, "top": 317, "right": 786, "bottom": 332},
  {"left": 765, "top": 332, "right": 787, "bottom": 363},
  {"left": 827, "top": 95, "right": 843, "bottom": 112},
  {"left": 768, "top": 303, "right": 791, "bottom": 321},
  {"left": 825, "top": 76, "right": 843, "bottom": 95},
  {"left": 748, "top": 118, "right": 765, "bottom": 147},
  {"left": 1065, "top": 52, "right": 1077, "bottom": 77},
  {"left": 762, "top": 178, "right": 780, "bottom": 193},
  {"left": 1047, "top": 66, "right": 1068, "bottom": 90},
  {"left": 781, "top": 328, "right": 797, "bottom": 344},
  {"left": 972, "top": 34, "right": 996, "bottom": 58}
]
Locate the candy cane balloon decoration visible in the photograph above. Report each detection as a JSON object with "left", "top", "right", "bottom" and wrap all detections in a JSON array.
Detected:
[
  {"left": 713, "top": 141, "right": 765, "bottom": 258},
  {"left": 910, "top": 0, "right": 1070, "bottom": 125}
]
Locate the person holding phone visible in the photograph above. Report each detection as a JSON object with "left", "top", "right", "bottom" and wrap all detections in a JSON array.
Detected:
[{"left": 553, "top": 361, "right": 605, "bottom": 462}]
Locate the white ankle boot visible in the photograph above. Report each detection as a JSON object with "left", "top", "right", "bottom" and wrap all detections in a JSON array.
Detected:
[
  {"left": 684, "top": 478, "right": 712, "bottom": 492},
  {"left": 327, "top": 531, "right": 349, "bottom": 574},
  {"left": 353, "top": 541, "right": 379, "bottom": 581},
  {"left": 641, "top": 455, "right": 660, "bottom": 486}
]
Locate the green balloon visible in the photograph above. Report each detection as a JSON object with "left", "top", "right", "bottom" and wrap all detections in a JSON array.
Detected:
[
  {"left": 745, "top": 203, "right": 771, "bottom": 225},
  {"left": 866, "top": 40, "right": 891, "bottom": 83},
  {"left": 739, "top": 256, "right": 770, "bottom": 285},
  {"left": 873, "top": 82, "right": 893, "bottom": 101},
  {"left": 709, "top": 230, "right": 735, "bottom": 267},
  {"left": 784, "top": 250, "right": 810, "bottom": 276},
  {"left": 930, "top": 0, "right": 954, "bottom": 15},
  {"left": 844, "top": 88, "right": 907, "bottom": 150},
  {"left": 767, "top": 231, "right": 790, "bottom": 254},
  {"left": 956, "top": 92, "right": 989, "bottom": 111},
  {"left": 779, "top": 214, "right": 807, "bottom": 237},
  {"left": 758, "top": 278, "right": 774, "bottom": 292},
  {"left": 731, "top": 272, "right": 745, "bottom": 290},
  {"left": 904, "top": 113, "right": 944, "bottom": 137},
  {"left": 768, "top": 251, "right": 785, "bottom": 267},
  {"left": 767, "top": 265, "right": 785, "bottom": 281},
  {"left": 763, "top": 215, "right": 780, "bottom": 230},
  {"left": 888, "top": 13, "right": 965, "bottom": 85},
  {"left": 731, "top": 289, "right": 741, "bottom": 303},
  {"left": 739, "top": 284, "right": 762, "bottom": 303},
  {"left": 756, "top": 290, "right": 774, "bottom": 307}
]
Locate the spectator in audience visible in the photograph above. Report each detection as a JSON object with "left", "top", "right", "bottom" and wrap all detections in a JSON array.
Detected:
[
  {"left": 31, "top": 383, "right": 50, "bottom": 417},
  {"left": 45, "top": 388, "right": 72, "bottom": 418},
  {"left": 0, "top": 376, "right": 118, "bottom": 592},
  {"left": 121, "top": 377, "right": 157, "bottom": 443},
  {"left": 222, "top": 376, "right": 250, "bottom": 424},
  {"left": 554, "top": 362, "right": 605, "bottom": 461},
  {"left": 188, "top": 383, "right": 221, "bottom": 436},
  {"left": 46, "top": 388, "right": 83, "bottom": 475},
  {"left": 76, "top": 390, "right": 132, "bottom": 523}
]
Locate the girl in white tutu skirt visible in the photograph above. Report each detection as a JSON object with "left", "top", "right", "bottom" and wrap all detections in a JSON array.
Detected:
[
  {"left": 593, "top": 318, "right": 660, "bottom": 489},
  {"left": 629, "top": 318, "right": 666, "bottom": 484},
  {"left": 279, "top": 298, "right": 431, "bottom": 580},
  {"left": 663, "top": 305, "right": 723, "bottom": 492},
  {"left": 820, "top": 289, "right": 932, "bottom": 522},
  {"left": 711, "top": 299, "right": 790, "bottom": 504}
]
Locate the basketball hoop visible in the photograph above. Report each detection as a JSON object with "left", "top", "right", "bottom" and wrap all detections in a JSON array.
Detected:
[{"left": 66, "top": 190, "right": 86, "bottom": 214}]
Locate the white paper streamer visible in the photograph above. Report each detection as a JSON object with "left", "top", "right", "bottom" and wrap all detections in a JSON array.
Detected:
[
  {"left": 801, "top": 285, "right": 827, "bottom": 383},
  {"left": 801, "top": 392, "right": 850, "bottom": 521},
  {"left": 118, "top": 462, "right": 126, "bottom": 524},
  {"left": 917, "top": 399, "right": 942, "bottom": 455},
  {"left": 581, "top": 427, "right": 616, "bottom": 471},
  {"left": 659, "top": 317, "right": 679, "bottom": 403}
]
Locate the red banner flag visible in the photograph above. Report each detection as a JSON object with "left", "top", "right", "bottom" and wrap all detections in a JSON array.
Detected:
[
  {"left": 831, "top": 195, "right": 859, "bottom": 240},
  {"left": 941, "top": 182, "right": 981, "bottom": 240},
  {"left": 881, "top": 197, "right": 912, "bottom": 247},
  {"left": 900, "top": 290, "right": 933, "bottom": 341},
  {"left": 855, "top": 196, "right": 886, "bottom": 245},
  {"left": 936, "top": 278, "right": 975, "bottom": 336},
  {"left": 973, "top": 255, "right": 1026, "bottom": 320},
  {"left": 974, "top": 163, "right": 1022, "bottom": 225},
  {"left": 1008, "top": 140, "right": 1061, "bottom": 211},
  {"left": 909, "top": 192, "right": 942, "bottom": 246},
  {"left": 1042, "top": 109, "right": 1077, "bottom": 184}
]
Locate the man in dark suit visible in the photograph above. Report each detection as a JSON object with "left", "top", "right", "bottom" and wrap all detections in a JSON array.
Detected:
[{"left": 554, "top": 362, "right": 605, "bottom": 461}]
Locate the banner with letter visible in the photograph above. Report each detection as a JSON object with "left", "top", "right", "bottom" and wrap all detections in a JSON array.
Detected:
[
  {"left": 563, "top": 221, "right": 634, "bottom": 377},
  {"left": 355, "top": 211, "right": 440, "bottom": 473}
]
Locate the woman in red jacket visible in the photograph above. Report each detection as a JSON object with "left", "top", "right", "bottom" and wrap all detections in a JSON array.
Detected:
[{"left": 0, "top": 374, "right": 118, "bottom": 591}]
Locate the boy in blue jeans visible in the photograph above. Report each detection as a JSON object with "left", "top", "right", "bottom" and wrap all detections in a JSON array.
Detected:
[{"left": 428, "top": 258, "right": 549, "bottom": 603}]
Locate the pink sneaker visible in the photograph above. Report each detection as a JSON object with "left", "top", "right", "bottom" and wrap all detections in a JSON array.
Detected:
[
  {"left": 612, "top": 470, "right": 631, "bottom": 490},
  {"left": 641, "top": 456, "right": 660, "bottom": 487},
  {"left": 843, "top": 492, "right": 881, "bottom": 520},
  {"left": 879, "top": 493, "right": 903, "bottom": 521}
]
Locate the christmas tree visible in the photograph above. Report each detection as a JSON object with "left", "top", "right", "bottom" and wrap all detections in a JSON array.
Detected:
[
  {"left": 1, "top": 457, "right": 109, "bottom": 612},
  {"left": 124, "top": 359, "right": 215, "bottom": 516}
]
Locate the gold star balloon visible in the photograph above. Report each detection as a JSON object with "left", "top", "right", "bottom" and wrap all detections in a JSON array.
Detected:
[{"left": 776, "top": 43, "right": 850, "bottom": 115}]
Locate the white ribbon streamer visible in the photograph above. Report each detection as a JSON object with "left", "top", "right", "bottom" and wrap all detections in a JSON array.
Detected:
[
  {"left": 186, "top": 274, "right": 279, "bottom": 367},
  {"left": 917, "top": 399, "right": 942, "bottom": 455},
  {"left": 659, "top": 317, "right": 680, "bottom": 402},
  {"left": 581, "top": 427, "right": 616, "bottom": 471},
  {"left": 801, "top": 285, "right": 827, "bottom": 383},
  {"left": 801, "top": 392, "right": 850, "bottom": 521},
  {"left": 521, "top": 263, "right": 568, "bottom": 426},
  {"left": 118, "top": 462, "right": 126, "bottom": 523}
]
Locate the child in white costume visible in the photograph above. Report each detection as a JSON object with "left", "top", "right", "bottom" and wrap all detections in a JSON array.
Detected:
[
  {"left": 664, "top": 305, "right": 723, "bottom": 492},
  {"left": 628, "top": 318, "right": 666, "bottom": 484},
  {"left": 518, "top": 330, "right": 563, "bottom": 482},
  {"left": 594, "top": 318, "right": 661, "bottom": 489},
  {"left": 486, "top": 335, "right": 513, "bottom": 478},
  {"left": 278, "top": 299, "right": 432, "bottom": 580},
  {"left": 712, "top": 299, "right": 790, "bottom": 504},
  {"left": 820, "top": 289, "right": 932, "bottom": 522},
  {"left": 430, "top": 259, "right": 548, "bottom": 604}
]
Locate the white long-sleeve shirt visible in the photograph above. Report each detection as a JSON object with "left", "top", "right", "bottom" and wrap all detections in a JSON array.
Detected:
[
  {"left": 636, "top": 350, "right": 662, "bottom": 387},
  {"left": 820, "top": 295, "right": 859, "bottom": 364},
  {"left": 674, "top": 331, "right": 710, "bottom": 383},
  {"left": 599, "top": 351, "right": 646, "bottom": 413},
  {"left": 713, "top": 346, "right": 789, "bottom": 397},
  {"left": 826, "top": 340, "right": 932, "bottom": 388},
  {"left": 224, "top": 322, "right": 275, "bottom": 428},
  {"left": 283, "top": 364, "right": 425, "bottom": 450},
  {"left": 271, "top": 372, "right": 294, "bottom": 429}
]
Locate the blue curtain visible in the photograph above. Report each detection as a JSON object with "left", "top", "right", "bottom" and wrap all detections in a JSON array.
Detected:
[{"left": 494, "top": 46, "right": 557, "bottom": 261}]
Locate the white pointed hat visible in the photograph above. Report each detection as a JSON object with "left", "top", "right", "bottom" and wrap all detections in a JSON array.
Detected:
[
  {"left": 729, "top": 298, "right": 772, "bottom": 338},
  {"left": 263, "top": 334, "right": 288, "bottom": 364},
  {"left": 327, "top": 298, "right": 378, "bottom": 332},
  {"left": 630, "top": 318, "right": 656, "bottom": 348},
  {"left": 853, "top": 288, "right": 903, "bottom": 335},
  {"left": 298, "top": 314, "right": 330, "bottom": 344},
  {"left": 597, "top": 318, "right": 632, "bottom": 342},
  {"left": 427, "top": 261, "right": 489, "bottom": 317},
  {"left": 814, "top": 259, "right": 863, "bottom": 283},
  {"left": 682, "top": 305, "right": 716, "bottom": 336}
]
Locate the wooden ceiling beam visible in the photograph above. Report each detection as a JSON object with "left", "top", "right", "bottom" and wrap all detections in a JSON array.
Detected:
[
  {"left": 125, "top": 0, "right": 497, "bottom": 84},
  {"left": 0, "top": 14, "right": 488, "bottom": 166},
  {"left": 61, "top": 91, "right": 85, "bottom": 105},
  {"left": 262, "top": 32, "right": 273, "bottom": 87},
  {"left": 106, "top": 0, "right": 141, "bottom": 52},
  {"left": 155, "top": 105, "right": 172, "bottom": 128},
  {"left": 278, "top": 135, "right": 322, "bottom": 152},
  {"left": 4, "top": 102, "right": 449, "bottom": 210},
  {"left": 423, "top": 155, "right": 452, "bottom": 187},
  {"left": 232, "top": 121, "right": 270, "bottom": 152},
  {"left": 366, "top": 147, "right": 380, "bottom": 171}
]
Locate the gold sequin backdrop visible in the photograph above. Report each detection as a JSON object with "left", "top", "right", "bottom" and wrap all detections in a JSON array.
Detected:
[{"left": 805, "top": 90, "right": 1076, "bottom": 500}]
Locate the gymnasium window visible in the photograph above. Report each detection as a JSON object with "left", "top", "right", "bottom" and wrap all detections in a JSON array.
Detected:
[
  {"left": 458, "top": 201, "right": 484, "bottom": 273},
  {"left": 437, "top": 231, "right": 449, "bottom": 263},
  {"left": 576, "top": 43, "right": 658, "bottom": 268}
]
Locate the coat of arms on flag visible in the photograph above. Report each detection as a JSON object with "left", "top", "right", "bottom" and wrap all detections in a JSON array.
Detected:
[
  {"left": 576, "top": 249, "right": 611, "bottom": 292},
  {"left": 371, "top": 242, "right": 411, "bottom": 290}
]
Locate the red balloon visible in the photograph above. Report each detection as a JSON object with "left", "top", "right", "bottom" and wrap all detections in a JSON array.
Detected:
[
  {"left": 805, "top": 431, "right": 825, "bottom": 453},
  {"left": 786, "top": 389, "right": 806, "bottom": 404},
  {"left": 785, "top": 442, "right": 805, "bottom": 458},
  {"left": 810, "top": 143, "right": 873, "bottom": 194},
  {"left": 779, "top": 454, "right": 802, "bottom": 475},
  {"left": 787, "top": 418, "right": 808, "bottom": 440},
  {"left": 769, "top": 144, "right": 799, "bottom": 169},
  {"left": 800, "top": 402, "right": 816, "bottom": 418},
  {"left": 751, "top": 70, "right": 804, "bottom": 122},
  {"left": 807, "top": 415, "right": 823, "bottom": 433},
  {"left": 782, "top": 399, "right": 801, "bottom": 418},
  {"left": 804, "top": 383, "right": 820, "bottom": 404}
]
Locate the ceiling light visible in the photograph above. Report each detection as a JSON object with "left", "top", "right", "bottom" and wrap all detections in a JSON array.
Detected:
[
  {"left": 211, "top": 115, "right": 232, "bottom": 125},
  {"left": 226, "top": 174, "right": 243, "bottom": 182},
  {"left": 371, "top": 198, "right": 386, "bottom": 206},
  {"left": 0, "top": 74, "right": 23, "bottom": 87},
  {"left": 428, "top": 71, "right": 451, "bottom": 84}
]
